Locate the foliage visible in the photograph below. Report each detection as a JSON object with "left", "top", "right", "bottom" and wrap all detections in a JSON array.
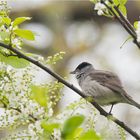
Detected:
[
  {"left": 62, "top": 115, "right": 85, "bottom": 139},
  {"left": 0, "top": 0, "right": 136, "bottom": 139},
  {"left": 79, "top": 130, "right": 101, "bottom": 140},
  {"left": 46, "top": 52, "right": 65, "bottom": 65},
  {"left": 91, "top": 0, "right": 140, "bottom": 44},
  {"left": 0, "top": 2, "right": 66, "bottom": 139},
  {"left": 0, "top": 52, "right": 29, "bottom": 68},
  {"left": 117, "top": 126, "right": 126, "bottom": 140}
]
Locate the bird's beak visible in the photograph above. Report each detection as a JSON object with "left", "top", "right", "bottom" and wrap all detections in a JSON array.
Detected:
[{"left": 70, "top": 70, "right": 76, "bottom": 74}]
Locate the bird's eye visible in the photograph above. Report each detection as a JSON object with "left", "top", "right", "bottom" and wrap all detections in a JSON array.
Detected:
[{"left": 76, "top": 74, "right": 81, "bottom": 79}]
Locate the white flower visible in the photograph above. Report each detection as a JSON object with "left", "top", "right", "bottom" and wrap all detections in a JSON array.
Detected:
[
  {"left": 0, "top": 109, "right": 19, "bottom": 127},
  {"left": 0, "top": 25, "right": 6, "bottom": 32},
  {"left": 53, "top": 129, "right": 61, "bottom": 140},
  {"left": 28, "top": 121, "right": 44, "bottom": 137},
  {"left": 6, "top": 65, "right": 12, "bottom": 73},
  {"left": 136, "top": 21, "right": 140, "bottom": 42},
  {"left": 12, "top": 38, "right": 22, "bottom": 49},
  {"left": 37, "top": 56, "right": 44, "bottom": 61},
  {"left": 94, "top": 2, "right": 106, "bottom": 16},
  {"left": 28, "top": 124, "right": 36, "bottom": 136}
]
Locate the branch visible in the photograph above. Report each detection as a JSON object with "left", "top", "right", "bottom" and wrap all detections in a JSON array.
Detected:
[
  {"left": 101, "top": 0, "right": 140, "bottom": 49},
  {"left": 10, "top": 107, "right": 38, "bottom": 123},
  {"left": 0, "top": 43, "right": 139, "bottom": 139}
]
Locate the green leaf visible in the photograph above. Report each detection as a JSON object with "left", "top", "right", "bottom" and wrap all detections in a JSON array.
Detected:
[
  {"left": 73, "top": 127, "right": 83, "bottom": 138},
  {"left": 62, "top": 115, "right": 84, "bottom": 139},
  {"left": 79, "top": 130, "right": 101, "bottom": 140},
  {"left": 31, "top": 85, "right": 48, "bottom": 106},
  {"left": 0, "top": 32, "right": 9, "bottom": 40},
  {"left": 119, "top": 0, "right": 127, "bottom": 5},
  {"left": 2, "top": 17, "right": 11, "bottom": 26},
  {"left": 119, "top": 5, "right": 127, "bottom": 17},
  {"left": 113, "top": 0, "right": 119, "bottom": 5},
  {"left": 113, "top": 0, "right": 127, "bottom": 6},
  {"left": 90, "top": 0, "right": 97, "bottom": 3},
  {"left": 134, "top": 21, "right": 138, "bottom": 29},
  {"left": 13, "top": 17, "right": 31, "bottom": 26},
  {"left": 41, "top": 122, "right": 60, "bottom": 133},
  {"left": 0, "top": 53, "right": 30, "bottom": 68},
  {"left": 14, "top": 29, "right": 35, "bottom": 40},
  {"left": 0, "top": 11, "right": 6, "bottom": 16}
]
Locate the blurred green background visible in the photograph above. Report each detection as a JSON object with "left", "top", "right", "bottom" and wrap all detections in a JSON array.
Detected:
[{"left": 7, "top": 0, "right": 140, "bottom": 139}]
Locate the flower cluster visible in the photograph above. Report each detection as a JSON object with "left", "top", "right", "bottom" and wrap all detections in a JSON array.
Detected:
[
  {"left": 136, "top": 21, "right": 140, "bottom": 42},
  {"left": 9, "top": 94, "right": 47, "bottom": 120},
  {"left": 6, "top": 120, "right": 44, "bottom": 139},
  {"left": 52, "top": 129, "right": 61, "bottom": 140},
  {"left": 0, "top": 109, "right": 20, "bottom": 128},
  {"left": 0, "top": 21, "right": 22, "bottom": 49},
  {"left": 94, "top": 1, "right": 108, "bottom": 16},
  {"left": 46, "top": 52, "right": 65, "bottom": 65},
  {"left": 1, "top": 65, "right": 54, "bottom": 118},
  {"left": 0, "top": 2, "right": 20, "bottom": 49},
  {"left": 0, "top": 1, "right": 11, "bottom": 16},
  {"left": 11, "top": 37, "right": 22, "bottom": 49},
  {"left": 94, "top": 2, "right": 106, "bottom": 15},
  {"left": 28, "top": 121, "right": 44, "bottom": 138},
  {"left": 47, "top": 81, "right": 63, "bottom": 108},
  {"left": 0, "top": 63, "right": 59, "bottom": 139}
]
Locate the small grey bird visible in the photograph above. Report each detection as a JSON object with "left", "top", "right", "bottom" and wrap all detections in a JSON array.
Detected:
[{"left": 70, "top": 62, "right": 140, "bottom": 113}]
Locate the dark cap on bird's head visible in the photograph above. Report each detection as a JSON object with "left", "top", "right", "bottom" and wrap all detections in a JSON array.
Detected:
[{"left": 70, "top": 62, "right": 92, "bottom": 74}]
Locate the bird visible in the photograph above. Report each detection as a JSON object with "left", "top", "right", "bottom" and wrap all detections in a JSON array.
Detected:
[{"left": 70, "top": 62, "right": 140, "bottom": 113}]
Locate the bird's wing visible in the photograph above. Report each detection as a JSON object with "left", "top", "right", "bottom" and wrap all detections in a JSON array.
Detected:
[
  {"left": 89, "top": 70, "right": 140, "bottom": 108},
  {"left": 89, "top": 70, "right": 131, "bottom": 101},
  {"left": 89, "top": 70, "right": 122, "bottom": 92}
]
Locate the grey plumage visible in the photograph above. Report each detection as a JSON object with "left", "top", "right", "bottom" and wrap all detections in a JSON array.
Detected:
[{"left": 71, "top": 62, "right": 140, "bottom": 110}]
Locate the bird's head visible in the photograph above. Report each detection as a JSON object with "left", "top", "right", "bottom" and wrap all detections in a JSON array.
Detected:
[{"left": 70, "top": 62, "right": 94, "bottom": 79}]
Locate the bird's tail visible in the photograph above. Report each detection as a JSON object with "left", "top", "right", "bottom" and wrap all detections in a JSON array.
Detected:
[
  {"left": 124, "top": 93, "right": 140, "bottom": 109},
  {"left": 128, "top": 97, "right": 140, "bottom": 109}
]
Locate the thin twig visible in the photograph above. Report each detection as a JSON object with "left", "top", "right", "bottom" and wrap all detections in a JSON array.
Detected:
[
  {"left": 0, "top": 42, "right": 139, "bottom": 139},
  {"left": 101, "top": 0, "right": 135, "bottom": 38},
  {"left": 101, "top": 0, "right": 140, "bottom": 49},
  {"left": 10, "top": 107, "right": 38, "bottom": 122},
  {"left": 108, "top": 0, "right": 136, "bottom": 35},
  {"left": 120, "top": 36, "right": 132, "bottom": 49}
]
